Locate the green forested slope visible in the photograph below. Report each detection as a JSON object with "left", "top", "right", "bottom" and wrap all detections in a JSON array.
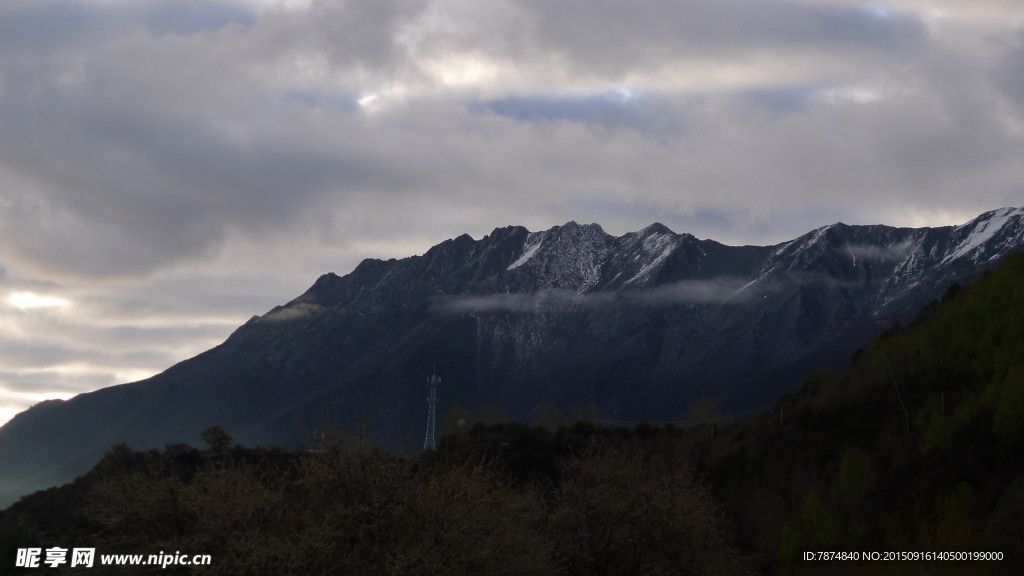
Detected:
[{"left": 699, "top": 252, "right": 1024, "bottom": 574}]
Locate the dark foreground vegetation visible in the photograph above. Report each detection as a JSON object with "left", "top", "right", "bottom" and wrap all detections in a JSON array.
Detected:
[
  {"left": 4, "top": 252, "right": 1024, "bottom": 575},
  {"left": 1, "top": 426, "right": 752, "bottom": 575}
]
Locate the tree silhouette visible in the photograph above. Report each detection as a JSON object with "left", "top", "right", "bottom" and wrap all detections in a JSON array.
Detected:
[{"left": 200, "top": 424, "right": 233, "bottom": 454}]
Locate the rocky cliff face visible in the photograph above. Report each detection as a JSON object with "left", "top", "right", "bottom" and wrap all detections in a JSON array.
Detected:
[{"left": 2, "top": 207, "right": 1023, "bottom": 506}]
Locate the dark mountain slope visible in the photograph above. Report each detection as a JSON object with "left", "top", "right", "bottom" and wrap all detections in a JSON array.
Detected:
[{"left": 1, "top": 208, "right": 1023, "bottom": 507}]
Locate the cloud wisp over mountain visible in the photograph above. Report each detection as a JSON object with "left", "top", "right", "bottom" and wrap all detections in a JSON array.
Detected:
[{"left": 433, "top": 277, "right": 758, "bottom": 314}]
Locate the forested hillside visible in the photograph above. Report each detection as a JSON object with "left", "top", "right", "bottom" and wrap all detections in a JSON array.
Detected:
[{"left": 697, "top": 251, "right": 1024, "bottom": 574}]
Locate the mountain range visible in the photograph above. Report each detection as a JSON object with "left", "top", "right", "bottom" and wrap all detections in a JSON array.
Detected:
[{"left": 2, "top": 207, "right": 1023, "bottom": 507}]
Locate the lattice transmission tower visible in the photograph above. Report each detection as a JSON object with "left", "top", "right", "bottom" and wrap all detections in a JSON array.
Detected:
[{"left": 423, "top": 372, "right": 441, "bottom": 450}]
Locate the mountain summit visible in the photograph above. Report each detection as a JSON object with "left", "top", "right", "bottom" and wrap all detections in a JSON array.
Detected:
[{"left": 2, "top": 207, "right": 1023, "bottom": 506}]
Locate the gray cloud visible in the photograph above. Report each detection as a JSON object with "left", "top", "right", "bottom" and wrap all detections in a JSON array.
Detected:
[
  {"left": 1, "top": 0, "right": 1018, "bottom": 281},
  {"left": 0, "top": 372, "right": 114, "bottom": 395},
  {"left": 133, "top": 0, "right": 258, "bottom": 36},
  {"left": 434, "top": 278, "right": 756, "bottom": 314},
  {"left": 0, "top": 1, "right": 259, "bottom": 56},
  {"left": 630, "top": 278, "right": 759, "bottom": 305},
  {"left": 994, "top": 32, "right": 1024, "bottom": 113},
  {"left": 434, "top": 290, "right": 589, "bottom": 314},
  {"left": 512, "top": 0, "right": 928, "bottom": 78},
  {"left": 260, "top": 302, "right": 327, "bottom": 322},
  {"left": 844, "top": 240, "right": 916, "bottom": 263}
]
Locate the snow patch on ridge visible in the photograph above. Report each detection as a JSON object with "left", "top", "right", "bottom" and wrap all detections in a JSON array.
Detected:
[
  {"left": 508, "top": 232, "right": 544, "bottom": 270},
  {"left": 737, "top": 265, "right": 777, "bottom": 295},
  {"left": 772, "top": 240, "right": 796, "bottom": 257},
  {"left": 625, "top": 232, "right": 678, "bottom": 286},
  {"left": 941, "top": 207, "right": 1020, "bottom": 265},
  {"left": 778, "top": 224, "right": 835, "bottom": 267}
]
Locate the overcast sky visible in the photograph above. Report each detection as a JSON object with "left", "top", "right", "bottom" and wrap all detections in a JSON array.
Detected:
[{"left": 1, "top": 0, "right": 1023, "bottom": 427}]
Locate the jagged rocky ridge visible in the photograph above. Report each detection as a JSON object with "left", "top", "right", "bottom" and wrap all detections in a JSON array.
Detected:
[{"left": 1, "top": 207, "right": 1023, "bottom": 506}]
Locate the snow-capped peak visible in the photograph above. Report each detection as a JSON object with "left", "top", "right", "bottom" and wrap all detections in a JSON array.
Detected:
[{"left": 941, "top": 207, "right": 1024, "bottom": 265}]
